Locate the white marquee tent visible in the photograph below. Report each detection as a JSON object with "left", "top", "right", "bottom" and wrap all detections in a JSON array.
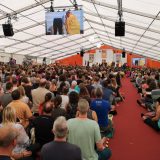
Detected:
[{"left": 0, "top": 0, "right": 160, "bottom": 63}]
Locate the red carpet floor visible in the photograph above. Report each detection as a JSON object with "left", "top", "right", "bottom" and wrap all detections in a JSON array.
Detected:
[{"left": 109, "top": 78, "right": 160, "bottom": 160}]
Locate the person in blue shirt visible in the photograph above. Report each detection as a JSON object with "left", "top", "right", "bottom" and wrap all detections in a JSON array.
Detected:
[
  {"left": 91, "top": 88, "right": 111, "bottom": 129},
  {"left": 102, "top": 79, "right": 114, "bottom": 105}
]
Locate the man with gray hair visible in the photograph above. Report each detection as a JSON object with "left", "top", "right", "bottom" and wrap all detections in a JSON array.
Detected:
[
  {"left": 41, "top": 116, "right": 82, "bottom": 160},
  {"left": 67, "top": 99, "right": 111, "bottom": 160},
  {"left": 0, "top": 125, "right": 17, "bottom": 160}
]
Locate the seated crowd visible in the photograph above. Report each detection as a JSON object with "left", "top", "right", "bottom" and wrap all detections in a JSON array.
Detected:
[
  {"left": 0, "top": 63, "right": 125, "bottom": 160},
  {"left": 129, "top": 68, "right": 160, "bottom": 131}
]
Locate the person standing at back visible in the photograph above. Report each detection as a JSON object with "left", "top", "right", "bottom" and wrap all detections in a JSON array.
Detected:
[
  {"left": 2, "top": 76, "right": 11, "bottom": 93},
  {"left": 0, "top": 82, "right": 13, "bottom": 108},
  {"left": 31, "top": 78, "right": 52, "bottom": 115},
  {"left": 30, "top": 103, "right": 54, "bottom": 152},
  {"left": 41, "top": 116, "right": 82, "bottom": 160},
  {"left": 67, "top": 99, "right": 111, "bottom": 160},
  {"left": 8, "top": 89, "right": 32, "bottom": 128}
]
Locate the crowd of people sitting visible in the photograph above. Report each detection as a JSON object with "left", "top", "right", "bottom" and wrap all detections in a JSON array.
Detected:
[
  {"left": 129, "top": 69, "right": 160, "bottom": 131},
  {"left": 0, "top": 63, "right": 126, "bottom": 160}
]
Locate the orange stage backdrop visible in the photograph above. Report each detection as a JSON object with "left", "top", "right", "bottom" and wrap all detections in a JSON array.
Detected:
[{"left": 55, "top": 45, "right": 160, "bottom": 68}]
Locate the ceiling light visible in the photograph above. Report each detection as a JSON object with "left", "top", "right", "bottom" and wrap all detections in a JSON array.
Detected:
[{"left": 96, "top": 43, "right": 101, "bottom": 48}]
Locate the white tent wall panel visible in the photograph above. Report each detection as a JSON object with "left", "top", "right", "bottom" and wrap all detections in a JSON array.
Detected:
[
  {"left": 107, "top": 49, "right": 114, "bottom": 64},
  {"left": 94, "top": 50, "right": 102, "bottom": 64},
  {"left": 0, "top": 52, "right": 11, "bottom": 63},
  {"left": 12, "top": 54, "right": 25, "bottom": 64},
  {"left": 83, "top": 53, "right": 89, "bottom": 66},
  {"left": 0, "top": 52, "right": 21, "bottom": 64}
]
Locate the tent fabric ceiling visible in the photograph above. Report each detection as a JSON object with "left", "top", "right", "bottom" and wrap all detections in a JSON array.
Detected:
[{"left": 0, "top": 0, "right": 160, "bottom": 60}]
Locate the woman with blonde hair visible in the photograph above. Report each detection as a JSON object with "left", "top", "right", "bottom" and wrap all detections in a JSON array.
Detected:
[
  {"left": 18, "top": 85, "right": 29, "bottom": 105},
  {"left": 0, "top": 106, "right": 32, "bottom": 159}
]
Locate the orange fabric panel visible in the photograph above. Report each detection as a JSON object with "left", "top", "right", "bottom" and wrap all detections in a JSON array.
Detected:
[
  {"left": 55, "top": 54, "right": 82, "bottom": 66},
  {"left": 147, "top": 59, "right": 160, "bottom": 68}
]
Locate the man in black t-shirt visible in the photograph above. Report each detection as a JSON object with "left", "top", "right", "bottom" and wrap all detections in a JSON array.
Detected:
[
  {"left": 0, "top": 125, "right": 17, "bottom": 160},
  {"left": 31, "top": 103, "right": 54, "bottom": 147},
  {"left": 41, "top": 116, "right": 82, "bottom": 160}
]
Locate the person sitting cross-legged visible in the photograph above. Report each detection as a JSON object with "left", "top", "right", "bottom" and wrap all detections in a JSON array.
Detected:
[
  {"left": 142, "top": 97, "right": 160, "bottom": 131},
  {"left": 91, "top": 88, "right": 112, "bottom": 135}
]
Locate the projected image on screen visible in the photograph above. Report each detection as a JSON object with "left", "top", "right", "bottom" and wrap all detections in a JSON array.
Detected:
[
  {"left": 132, "top": 58, "right": 146, "bottom": 66},
  {"left": 45, "top": 10, "right": 83, "bottom": 35}
]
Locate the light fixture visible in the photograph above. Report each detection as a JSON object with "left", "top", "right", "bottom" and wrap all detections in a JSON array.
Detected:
[{"left": 96, "top": 43, "right": 101, "bottom": 48}]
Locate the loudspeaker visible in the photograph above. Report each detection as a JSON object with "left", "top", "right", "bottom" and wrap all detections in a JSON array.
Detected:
[
  {"left": 80, "top": 50, "right": 85, "bottom": 57},
  {"left": 122, "top": 51, "right": 126, "bottom": 58},
  {"left": 43, "top": 57, "right": 46, "bottom": 62},
  {"left": 2, "top": 24, "right": 14, "bottom": 36},
  {"left": 115, "top": 21, "right": 125, "bottom": 36}
]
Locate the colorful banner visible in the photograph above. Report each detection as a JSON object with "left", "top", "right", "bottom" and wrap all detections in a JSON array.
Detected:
[
  {"left": 101, "top": 49, "right": 107, "bottom": 59},
  {"left": 115, "top": 54, "right": 121, "bottom": 62},
  {"left": 89, "top": 54, "right": 94, "bottom": 63}
]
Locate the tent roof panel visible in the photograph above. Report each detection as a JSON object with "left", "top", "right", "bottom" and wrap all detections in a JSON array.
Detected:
[
  {"left": 1, "top": 0, "right": 35, "bottom": 11},
  {"left": 123, "top": 0, "right": 160, "bottom": 15}
]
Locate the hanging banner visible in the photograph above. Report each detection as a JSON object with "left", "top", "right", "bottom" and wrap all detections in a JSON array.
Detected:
[
  {"left": 101, "top": 49, "right": 107, "bottom": 59},
  {"left": 115, "top": 54, "right": 121, "bottom": 62},
  {"left": 89, "top": 54, "right": 94, "bottom": 63}
]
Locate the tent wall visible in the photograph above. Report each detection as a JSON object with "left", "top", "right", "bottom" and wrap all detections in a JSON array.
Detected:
[
  {"left": 55, "top": 45, "right": 160, "bottom": 68},
  {"left": 0, "top": 52, "right": 51, "bottom": 64},
  {"left": 127, "top": 54, "right": 160, "bottom": 68}
]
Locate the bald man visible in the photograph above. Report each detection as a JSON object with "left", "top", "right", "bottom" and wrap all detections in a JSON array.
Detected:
[{"left": 0, "top": 125, "right": 17, "bottom": 160}]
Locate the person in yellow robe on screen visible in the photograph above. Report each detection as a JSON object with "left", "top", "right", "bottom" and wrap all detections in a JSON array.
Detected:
[{"left": 65, "top": 11, "right": 80, "bottom": 35}]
